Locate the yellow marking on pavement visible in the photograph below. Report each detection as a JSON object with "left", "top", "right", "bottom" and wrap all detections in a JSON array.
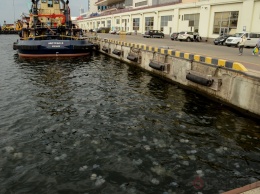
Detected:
[
  {"left": 205, "top": 57, "right": 212, "bottom": 64},
  {"left": 233, "top": 62, "right": 248, "bottom": 72},
  {"left": 160, "top": 49, "right": 165, "bottom": 54},
  {"left": 100, "top": 36, "right": 257, "bottom": 72},
  {"left": 168, "top": 50, "right": 173, "bottom": 55},
  {"left": 184, "top": 53, "right": 190, "bottom": 59},
  {"left": 175, "top": 51, "right": 180, "bottom": 57},
  {"left": 218, "top": 59, "right": 226, "bottom": 67},
  {"left": 194, "top": 55, "right": 200, "bottom": 61}
]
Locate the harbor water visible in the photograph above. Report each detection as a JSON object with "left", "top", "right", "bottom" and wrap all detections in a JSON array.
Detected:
[{"left": 0, "top": 35, "right": 259, "bottom": 194}]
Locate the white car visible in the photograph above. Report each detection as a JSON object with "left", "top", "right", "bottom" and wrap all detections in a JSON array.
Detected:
[
  {"left": 177, "top": 31, "right": 194, "bottom": 42},
  {"left": 225, "top": 32, "right": 246, "bottom": 47},
  {"left": 109, "top": 30, "right": 117, "bottom": 34},
  {"left": 225, "top": 32, "right": 260, "bottom": 47},
  {"left": 116, "top": 31, "right": 132, "bottom": 35}
]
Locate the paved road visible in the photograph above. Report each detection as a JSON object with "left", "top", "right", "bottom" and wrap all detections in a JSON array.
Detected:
[{"left": 95, "top": 33, "right": 260, "bottom": 75}]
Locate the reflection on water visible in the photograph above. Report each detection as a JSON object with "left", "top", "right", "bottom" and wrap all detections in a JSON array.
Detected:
[{"left": 0, "top": 35, "right": 259, "bottom": 194}]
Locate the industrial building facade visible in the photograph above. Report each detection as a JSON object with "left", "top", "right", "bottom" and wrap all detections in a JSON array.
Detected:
[{"left": 76, "top": 0, "right": 260, "bottom": 40}]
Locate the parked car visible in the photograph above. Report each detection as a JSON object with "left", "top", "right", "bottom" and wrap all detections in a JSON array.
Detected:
[
  {"left": 143, "top": 30, "right": 164, "bottom": 38},
  {"left": 109, "top": 30, "right": 117, "bottom": 34},
  {"left": 225, "top": 32, "right": 260, "bottom": 47},
  {"left": 225, "top": 32, "right": 245, "bottom": 47},
  {"left": 177, "top": 31, "right": 194, "bottom": 41},
  {"left": 170, "top": 32, "right": 179, "bottom": 41},
  {"left": 96, "top": 27, "right": 110, "bottom": 33},
  {"left": 214, "top": 34, "right": 232, "bottom": 45},
  {"left": 116, "top": 31, "right": 132, "bottom": 35},
  {"left": 177, "top": 31, "right": 202, "bottom": 42}
]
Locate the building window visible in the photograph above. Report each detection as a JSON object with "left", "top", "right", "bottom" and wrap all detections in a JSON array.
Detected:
[
  {"left": 135, "top": 1, "right": 147, "bottom": 7},
  {"left": 107, "top": 20, "right": 111, "bottom": 27},
  {"left": 213, "top": 11, "right": 239, "bottom": 34},
  {"left": 54, "top": 0, "right": 59, "bottom": 4},
  {"left": 183, "top": 13, "right": 200, "bottom": 32},
  {"left": 160, "top": 15, "right": 172, "bottom": 31},
  {"left": 98, "top": 5, "right": 107, "bottom": 11},
  {"left": 145, "top": 17, "right": 154, "bottom": 31},
  {"left": 42, "top": 0, "right": 47, "bottom": 3},
  {"left": 48, "top": 0, "right": 53, "bottom": 7},
  {"left": 125, "top": 0, "right": 133, "bottom": 6},
  {"left": 133, "top": 18, "right": 140, "bottom": 31},
  {"left": 116, "top": 19, "right": 120, "bottom": 24}
]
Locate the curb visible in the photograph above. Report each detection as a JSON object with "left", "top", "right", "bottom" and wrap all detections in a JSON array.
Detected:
[{"left": 102, "top": 39, "right": 248, "bottom": 72}]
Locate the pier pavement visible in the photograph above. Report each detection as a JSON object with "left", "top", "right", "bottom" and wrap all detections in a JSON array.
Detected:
[
  {"left": 222, "top": 181, "right": 260, "bottom": 194},
  {"left": 94, "top": 33, "right": 260, "bottom": 77}
]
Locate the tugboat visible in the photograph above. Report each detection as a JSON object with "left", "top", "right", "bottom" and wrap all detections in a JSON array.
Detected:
[{"left": 13, "top": 0, "right": 94, "bottom": 57}]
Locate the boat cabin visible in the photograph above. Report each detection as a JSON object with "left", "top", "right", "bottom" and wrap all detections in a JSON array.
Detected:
[
  {"left": 29, "top": 0, "right": 66, "bottom": 29},
  {"left": 20, "top": 0, "right": 82, "bottom": 40}
]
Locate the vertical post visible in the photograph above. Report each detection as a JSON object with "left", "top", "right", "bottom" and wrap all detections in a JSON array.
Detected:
[{"left": 64, "top": 0, "right": 71, "bottom": 28}]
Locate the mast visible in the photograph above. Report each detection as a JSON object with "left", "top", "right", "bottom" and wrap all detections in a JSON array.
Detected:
[
  {"left": 13, "top": 0, "right": 15, "bottom": 23},
  {"left": 31, "top": 0, "right": 39, "bottom": 27},
  {"left": 60, "top": 0, "right": 71, "bottom": 28},
  {"left": 64, "top": 0, "right": 71, "bottom": 28}
]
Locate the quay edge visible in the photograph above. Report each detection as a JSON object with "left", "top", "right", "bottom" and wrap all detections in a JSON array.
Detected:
[
  {"left": 88, "top": 37, "right": 260, "bottom": 119},
  {"left": 222, "top": 181, "right": 260, "bottom": 194}
]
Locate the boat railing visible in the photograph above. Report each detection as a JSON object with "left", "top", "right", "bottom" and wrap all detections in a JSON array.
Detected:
[
  {"left": 21, "top": 34, "right": 81, "bottom": 40},
  {"left": 35, "top": 23, "right": 59, "bottom": 28},
  {"left": 38, "top": 9, "right": 62, "bottom": 15}
]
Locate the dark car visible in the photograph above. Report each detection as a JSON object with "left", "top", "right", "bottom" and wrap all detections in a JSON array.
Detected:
[
  {"left": 214, "top": 34, "right": 231, "bottom": 45},
  {"left": 143, "top": 30, "right": 164, "bottom": 38},
  {"left": 96, "top": 27, "right": 110, "bottom": 33},
  {"left": 170, "top": 32, "right": 179, "bottom": 40}
]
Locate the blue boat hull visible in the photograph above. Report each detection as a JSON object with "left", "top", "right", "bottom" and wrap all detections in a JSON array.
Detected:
[{"left": 15, "top": 39, "right": 94, "bottom": 57}]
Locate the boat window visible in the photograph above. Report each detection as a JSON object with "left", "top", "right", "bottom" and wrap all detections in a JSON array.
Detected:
[{"left": 48, "top": 0, "right": 53, "bottom": 7}]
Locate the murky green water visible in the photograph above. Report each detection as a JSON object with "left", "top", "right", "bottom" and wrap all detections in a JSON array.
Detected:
[{"left": 0, "top": 35, "right": 259, "bottom": 194}]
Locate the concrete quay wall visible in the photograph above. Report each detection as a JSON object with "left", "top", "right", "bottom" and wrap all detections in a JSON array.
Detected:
[{"left": 91, "top": 38, "right": 260, "bottom": 118}]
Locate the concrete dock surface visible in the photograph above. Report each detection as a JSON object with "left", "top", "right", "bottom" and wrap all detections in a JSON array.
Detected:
[
  {"left": 94, "top": 33, "right": 260, "bottom": 76},
  {"left": 222, "top": 181, "right": 260, "bottom": 194}
]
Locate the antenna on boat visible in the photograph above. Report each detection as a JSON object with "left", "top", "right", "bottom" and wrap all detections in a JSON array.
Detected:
[
  {"left": 13, "top": 0, "right": 16, "bottom": 22},
  {"left": 30, "top": 0, "right": 38, "bottom": 29}
]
